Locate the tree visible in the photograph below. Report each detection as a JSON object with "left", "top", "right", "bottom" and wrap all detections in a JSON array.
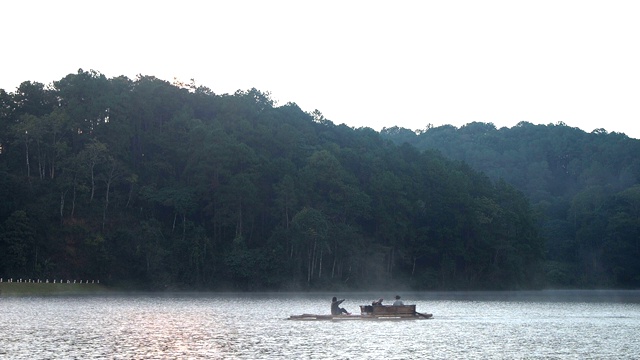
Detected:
[
  {"left": 78, "top": 139, "right": 108, "bottom": 203},
  {"left": 0, "top": 210, "right": 36, "bottom": 277},
  {"left": 291, "top": 207, "right": 329, "bottom": 284},
  {"left": 274, "top": 175, "right": 297, "bottom": 231}
]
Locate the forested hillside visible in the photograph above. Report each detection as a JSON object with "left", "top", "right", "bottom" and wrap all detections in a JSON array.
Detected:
[
  {"left": 382, "top": 122, "right": 640, "bottom": 288},
  {"left": 0, "top": 70, "right": 547, "bottom": 291}
]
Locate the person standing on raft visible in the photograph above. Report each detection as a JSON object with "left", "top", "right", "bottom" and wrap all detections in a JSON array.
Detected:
[{"left": 331, "top": 297, "right": 350, "bottom": 315}]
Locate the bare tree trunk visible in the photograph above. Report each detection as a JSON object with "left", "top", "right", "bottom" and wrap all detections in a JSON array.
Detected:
[
  {"left": 182, "top": 213, "right": 186, "bottom": 241},
  {"left": 172, "top": 213, "right": 177, "bottom": 233},
  {"left": 235, "top": 202, "right": 243, "bottom": 239},
  {"left": 71, "top": 178, "right": 77, "bottom": 219},
  {"left": 24, "top": 137, "right": 30, "bottom": 179},
  {"left": 307, "top": 252, "right": 311, "bottom": 283},
  {"left": 50, "top": 132, "right": 57, "bottom": 179},
  {"left": 332, "top": 256, "right": 336, "bottom": 279},
  {"left": 126, "top": 182, "right": 134, "bottom": 207},
  {"left": 290, "top": 241, "right": 294, "bottom": 259},
  {"left": 307, "top": 243, "right": 313, "bottom": 284},
  {"left": 90, "top": 163, "right": 96, "bottom": 202},
  {"left": 50, "top": 157, "right": 55, "bottom": 179},
  {"left": 36, "top": 140, "right": 45, "bottom": 180},
  {"left": 285, "top": 205, "right": 289, "bottom": 230},
  {"left": 60, "top": 191, "right": 66, "bottom": 224},
  {"left": 102, "top": 161, "right": 117, "bottom": 230},
  {"left": 318, "top": 248, "right": 323, "bottom": 279},
  {"left": 412, "top": 257, "right": 416, "bottom": 277}
]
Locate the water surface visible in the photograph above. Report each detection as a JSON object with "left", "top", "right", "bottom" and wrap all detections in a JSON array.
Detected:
[{"left": 1, "top": 290, "right": 638, "bottom": 359}]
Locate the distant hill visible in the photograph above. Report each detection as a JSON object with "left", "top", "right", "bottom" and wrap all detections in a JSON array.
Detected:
[{"left": 382, "top": 122, "right": 640, "bottom": 287}]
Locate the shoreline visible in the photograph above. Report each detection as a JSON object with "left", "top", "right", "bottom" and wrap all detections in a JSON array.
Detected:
[{"left": 0, "top": 282, "right": 110, "bottom": 296}]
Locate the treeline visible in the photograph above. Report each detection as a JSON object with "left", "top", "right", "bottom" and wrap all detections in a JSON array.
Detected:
[
  {"left": 1, "top": 70, "right": 544, "bottom": 290},
  {"left": 382, "top": 122, "right": 640, "bottom": 288}
]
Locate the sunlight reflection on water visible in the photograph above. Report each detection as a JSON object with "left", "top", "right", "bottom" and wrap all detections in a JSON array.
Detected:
[{"left": 0, "top": 291, "right": 639, "bottom": 359}]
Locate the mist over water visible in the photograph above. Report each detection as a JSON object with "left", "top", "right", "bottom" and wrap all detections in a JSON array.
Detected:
[{"left": 1, "top": 290, "right": 639, "bottom": 359}]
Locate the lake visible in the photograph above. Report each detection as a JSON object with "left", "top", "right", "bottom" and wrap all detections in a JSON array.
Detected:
[{"left": 1, "top": 290, "right": 639, "bottom": 359}]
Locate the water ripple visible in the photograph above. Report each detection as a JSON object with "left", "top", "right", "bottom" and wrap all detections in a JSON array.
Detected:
[{"left": 0, "top": 292, "right": 639, "bottom": 359}]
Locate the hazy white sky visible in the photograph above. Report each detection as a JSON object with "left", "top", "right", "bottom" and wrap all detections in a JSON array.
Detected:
[{"left": 3, "top": 1, "right": 640, "bottom": 139}]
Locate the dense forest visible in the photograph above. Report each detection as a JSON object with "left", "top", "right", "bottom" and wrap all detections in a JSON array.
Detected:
[
  {"left": 0, "top": 69, "right": 634, "bottom": 291},
  {"left": 382, "top": 123, "right": 640, "bottom": 288}
]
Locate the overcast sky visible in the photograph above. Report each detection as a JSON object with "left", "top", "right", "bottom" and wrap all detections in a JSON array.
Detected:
[{"left": 3, "top": 1, "right": 640, "bottom": 139}]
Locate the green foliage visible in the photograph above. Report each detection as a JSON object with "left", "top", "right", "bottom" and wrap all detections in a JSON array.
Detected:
[
  {"left": 383, "top": 121, "right": 640, "bottom": 288},
  {"left": 0, "top": 71, "right": 557, "bottom": 290},
  {"left": 0, "top": 210, "right": 36, "bottom": 277}
]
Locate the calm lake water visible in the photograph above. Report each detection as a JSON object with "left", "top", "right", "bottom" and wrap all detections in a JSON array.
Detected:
[{"left": 1, "top": 290, "right": 639, "bottom": 359}]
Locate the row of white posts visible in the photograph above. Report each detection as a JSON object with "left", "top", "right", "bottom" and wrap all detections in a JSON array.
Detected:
[{"left": 0, "top": 278, "right": 99, "bottom": 284}]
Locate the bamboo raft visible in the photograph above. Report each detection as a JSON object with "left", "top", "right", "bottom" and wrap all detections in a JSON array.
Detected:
[{"left": 288, "top": 304, "right": 433, "bottom": 321}]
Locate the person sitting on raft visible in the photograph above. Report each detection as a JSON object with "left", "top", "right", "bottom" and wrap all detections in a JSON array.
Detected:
[
  {"left": 331, "top": 297, "right": 350, "bottom": 315},
  {"left": 372, "top": 298, "right": 384, "bottom": 306},
  {"left": 393, "top": 295, "right": 404, "bottom": 306}
]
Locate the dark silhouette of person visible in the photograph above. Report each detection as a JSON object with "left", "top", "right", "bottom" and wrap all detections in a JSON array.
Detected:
[{"left": 331, "top": 297, "right": 350, "bottom": 315}]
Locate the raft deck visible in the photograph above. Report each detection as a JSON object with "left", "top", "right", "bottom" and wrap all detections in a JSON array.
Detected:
[{"left": 288, "top": 304, "right": 433, "bottom": 321}]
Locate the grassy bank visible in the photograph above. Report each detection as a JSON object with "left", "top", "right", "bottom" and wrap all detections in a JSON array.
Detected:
[{"left": 0, "top": 282, "right": 110, "bottom": 296}]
